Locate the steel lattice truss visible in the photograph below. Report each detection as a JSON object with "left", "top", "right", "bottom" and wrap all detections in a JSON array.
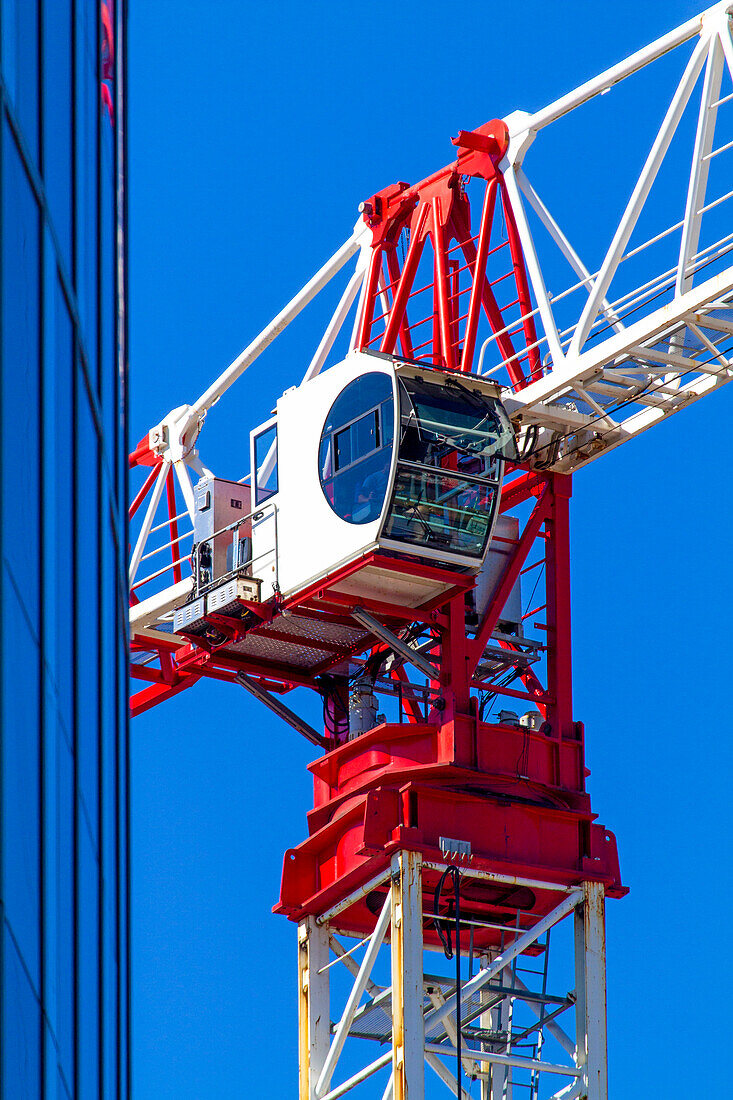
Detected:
[
  {"left": 298, "top": 854, "right": 605, "bottom": 1100},
  {"left": 127, "top": 9, "right": 733, "bottom": 1097},
  {"left": 130, "top": 3, "right": 733, "bottom": 689}
]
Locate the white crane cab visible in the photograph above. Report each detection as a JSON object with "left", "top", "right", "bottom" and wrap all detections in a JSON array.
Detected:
[{"left": 249, "top": 351, "right": 516, "bottom": 611}]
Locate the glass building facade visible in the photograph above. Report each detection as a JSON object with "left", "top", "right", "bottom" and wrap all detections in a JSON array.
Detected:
[{"left": 0, "top": 1, "right": 129, "bottom": 1096}]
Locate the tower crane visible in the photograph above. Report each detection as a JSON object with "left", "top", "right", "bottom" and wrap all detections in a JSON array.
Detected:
[{"left": 129, "top": 5, "right": 733, "bottom": 1096}]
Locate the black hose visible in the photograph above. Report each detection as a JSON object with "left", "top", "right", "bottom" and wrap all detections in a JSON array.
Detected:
[{"left": 434, "top": 866, "right": 462, "bottom": 1090}]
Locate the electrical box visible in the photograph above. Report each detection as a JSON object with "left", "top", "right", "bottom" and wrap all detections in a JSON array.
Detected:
[{"left": 193, "top": 476, "right": 251, "bottom": 593}]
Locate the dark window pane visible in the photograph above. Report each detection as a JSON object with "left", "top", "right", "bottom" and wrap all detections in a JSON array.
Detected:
[
  {"left": 2, "top": 929, "right": 42, "bottom": 1097},
  {"left": 58, "top": 1064, "right": 73, "bottom": 1099},
  {"left": 322, "top": 372, "right": 392, "bottom": 437},
  {"left": 398, "top": 376, "right": 516, "bottom": 468},
  {"left": 100, "top": 125, "right": 117, "bottom": 440},
  {"left": 334, "top": 426, "right": 351, "bottom": 471},
  {"left": 100, "top": 515, "right": 119, "bottom": 1094}
]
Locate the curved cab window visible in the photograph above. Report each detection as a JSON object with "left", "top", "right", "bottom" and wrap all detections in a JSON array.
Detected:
[
  {"left": 382, "top": 375, "right": 515, "bottom": 558},
  {"left": 319, "top": 373, "right": 394, "bottom": 524}
]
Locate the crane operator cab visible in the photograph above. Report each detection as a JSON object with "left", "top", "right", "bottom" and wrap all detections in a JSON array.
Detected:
[{"left": 246, "top": 350, "right": 517, "bottom": 611}]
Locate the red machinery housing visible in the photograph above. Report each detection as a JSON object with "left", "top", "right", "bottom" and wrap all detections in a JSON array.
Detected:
[
  {"left": 274, "top": 470, "right": 625, "bottom": 947},
  {"left": 129, "top": 121, "right": 625, "bottom": 944}
]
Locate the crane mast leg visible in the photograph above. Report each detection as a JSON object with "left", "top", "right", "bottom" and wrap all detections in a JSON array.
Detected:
[
  {"left": 574, "top": 884, "right": 608, "bottom": 1100},
  {"left": 295, "top": 860, "right": 609, "bottom": 1099},
  {"left": 390, "top": 851, "right": 425, "bottom": 1100},
  {"left": 299, "top": 917, "right": 330, "bottom": 1100}
]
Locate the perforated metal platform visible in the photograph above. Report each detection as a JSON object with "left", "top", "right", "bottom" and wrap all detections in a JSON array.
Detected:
[{"left": 223, "top": 611, "right": 373, "bottom": 673}]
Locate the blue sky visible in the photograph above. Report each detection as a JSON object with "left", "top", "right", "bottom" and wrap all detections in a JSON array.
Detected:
[{"left": 129, "top": 2, "right": 732, "bottom": 1095}]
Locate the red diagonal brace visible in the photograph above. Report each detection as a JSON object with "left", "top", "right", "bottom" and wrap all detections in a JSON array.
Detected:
[{"left": 468, "top": 486, "right": 551, "bottom": 673}]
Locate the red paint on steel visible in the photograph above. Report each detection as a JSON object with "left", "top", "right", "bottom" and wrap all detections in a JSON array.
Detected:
[{"left": 165, "top": 466, "right": 183, "bottom": 585}]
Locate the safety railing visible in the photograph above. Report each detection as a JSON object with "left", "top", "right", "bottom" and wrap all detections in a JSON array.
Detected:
[{"left": 191, "top": 499, "right": 279, "bottom": 600}]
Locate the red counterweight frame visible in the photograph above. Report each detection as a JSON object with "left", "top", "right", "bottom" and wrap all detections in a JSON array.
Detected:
[{"left": 274, "top": 469, "right": 625, "bottom": 945}]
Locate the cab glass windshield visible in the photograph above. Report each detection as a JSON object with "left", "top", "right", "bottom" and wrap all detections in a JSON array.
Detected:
[{"left": 381, "top": 373, "right": 513, "bottom": 558}]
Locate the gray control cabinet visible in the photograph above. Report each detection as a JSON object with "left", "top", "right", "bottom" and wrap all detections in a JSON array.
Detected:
[{"left": 193, "top": 476, "right": 251, "bottom": 592}]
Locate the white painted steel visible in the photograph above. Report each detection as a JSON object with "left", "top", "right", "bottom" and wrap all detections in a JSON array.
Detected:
[
  {"left": 501, "top": 161, "right": 566, "bottom": 368},
  {"left": 295, "top": 860, "right": 613, "bottom": 1100},
  {"left": 302, "top": 261, "right": 368, "bottom": 385},
  {"left": 512, "top": 973, "right": 575, "bottom": 1058},
  {"left": 574, "top": 883, "right": 608, "bottom": 1100},
  {"left": 515, "top": 168, "right": 624, "bottom": 335},
  {"left": 129, "top": 460, "right": 169, "bottom": 584},
  {"left": 250, "top": 353, "right": 394, "bottom": 602},
  {"left": 570, "top": 38, "right": 709, "bottom": 357},
  {"left": 317, "top": 869, "right": 391, "bottom": 926},
  {"left": 420, "top": 861, "right": 578, "bottom": 895},
  {"left": 191, "top": 227, "right": 366, "bottom": 421},
  {"left": 548, "top": 1082, "right": 584, "bottom": 1100},
  {"left": 424, "top": 1043, "right": 580, "bottom": 1078},
  {"left": 391, "top": 851, "right": 425, "bottom": 1100},
  {"left": 299, "top": 917, "right": 330, "bottom": 1100},
  {"left": 319, "top": 1053, "right": 392, "bottom": 1100},
  {"left": 677, "top": 38, "right": 724, "bottom": 295},
  {"left": 425, "top": 1052, "right": 470, "bottom": 1098},
  {"left": 131, "top": 5, "right": 733, "bottom": 627},
  {"left": 422, "top": 891, "right": 583, "bottom": 1034},
  {"left": 128, "top": 577, "right": 193, "bottom": 629},
  {"left": 498, "top": 7, "right": 733, "bottom": 472},
  {"left": 315, "top": 890, "right": 392, "bottom": 1097},
  {"left": 505, "top": 5, "right": 728, "bottom": 140}
]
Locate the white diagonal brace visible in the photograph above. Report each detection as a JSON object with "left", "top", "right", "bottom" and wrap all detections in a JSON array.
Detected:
[
  {"left": 548, "top": 1081, "right": 584, "bottom": 1100},
  {"left": 570, "top": 36, "right": 709, "bottom": 356},
  {"left": 505, "top": 266, "right": 733, "bottom": 412},
  {"left": 191, "top": 224, "right": 367, "bottom": 421},
  {"left": 696, "top": 310, "right": 733, "bottom": 333},
  {"left": 511, "top": 974, "right": 575, "bottom": 1058},
  {"left": 687, "top": 321, "right": 733, "bottom": 366},
  {"left": 172, "top": 458, "right": 196, "bottom": 520},
  {"left": 423, "top": 891, "right": 582, "bottom": 1035},
  {"left": 426, "top": 1052, "right": 471, "bottom": 1098},
  {"left": 319, "top": 1052, "right": 393, "bottom": 1100},
  {"left": 316, "top": 890, "right": 393, "bottom": 1097},
  {"left": 677, "top": 36, "right": 724, "bottom": 294},
  {"left": 129, "top": 460, "right": 169, "bottom": 583},
  {"left": 424, "top": 1042, "right": 580, "bottom": 1078},
  {"left": 627, "top": 345, "right": 710, "bottom": 374},
  {"left": 501, "top": 164, "right": 565, "bottom": 369},
  {"left": 717, "top": 8, "right": 733, "bottom": 79},
  {"left": 329, "top": 937, "right": 383, "bottom": 999},
  {"left": 573, "top": 386, "right": 618, "bottom": 430},
  {"left": 506, "top": 10, "right": 708, "bottom": 138},
  {"left": 303, "top": 260, "right": 367, "bottom": 384},
  {"left": 427, "top": 988, "right": 478, "bottom": 1079},
  {"left": 516, "top": 168, "right": 624, "bottom": 335}
]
